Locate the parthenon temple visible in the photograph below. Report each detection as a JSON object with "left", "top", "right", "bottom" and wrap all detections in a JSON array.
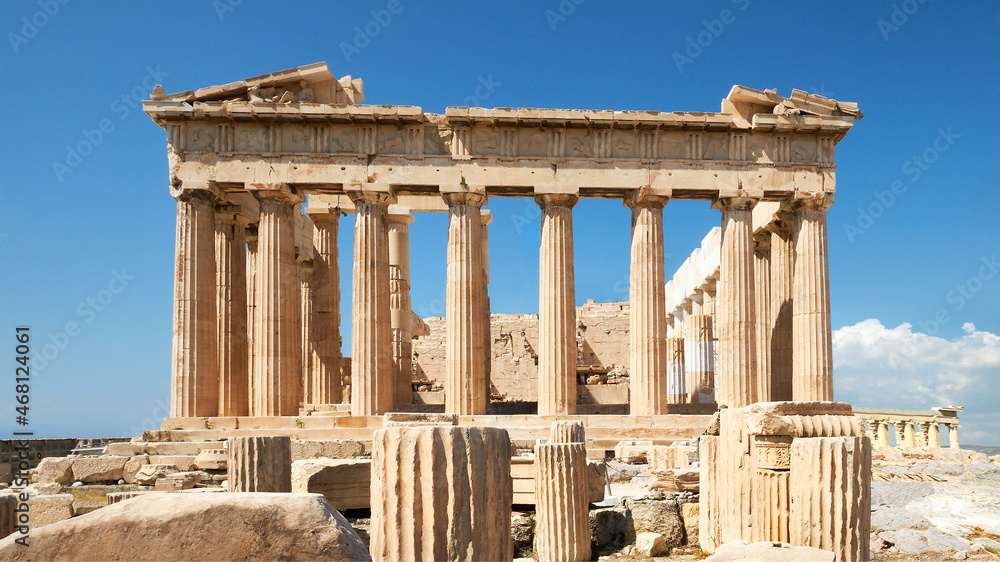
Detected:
[
  {"left": 137, "top": 62, "right": 892, "bottom": 560},
  {"left": 144, "top": 62, "right": 861, "bottom": 421}
]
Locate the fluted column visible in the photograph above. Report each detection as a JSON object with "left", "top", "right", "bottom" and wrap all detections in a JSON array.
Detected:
[
  {"left": 170, "top": 187, "right": 219, "bottom": 418},
  {"left": 789, "top": 436, "right": 872, "bottom": 562},
  {"left": 927, "top": 423, "right": 941, "bottom": 448},
  {"left": 228, "top": 436, "right": 291, "bottom": 493},
  {"left": 537, "top": 194, "right": 577, "bottom": 416},
  {"left": 370, "top": 424, "right": 512, "bottom": 561},
  {"left": 350, "top": 190, "right": 394, "bottom": 416},
  {"left": 754, "top": 233, "right": 772, "bottom": 402},
  {"left": 444, "top": 192, "right": 487, "bottom": 415},
  {"left": 251, "top": 187, "right": 303, "bottom": 416},
  {"left": 215, "top": 206, "right": 250, "bottom": 417},
  {"left": 307, "top": 210, "right": 342, "bottom": 404},
  {"left": 684, "top": 292, "right": 715, "bottom": 406},
  {"left": 768, "top": 216, "right": 794, "bottom": 401},
  {"left": 667, "top": 336, "right": 686, "bottom": 403},
  {"left": 792, "top": 196, "right": 834, "bottom": 401},
  {"left": 389, "top": 211, "right": 415, "bottom": 409},
  {"left": 627, "top": 191, "right": 669, "bottom": 415},
  {"left": 894, "top": 423, "right": 905, "bottom": 448},
  {"left": 481, "top": 210, "right": 493, "bottom": 403},
  {"left": 535, "top": 442, "right": 591, "bottom": 561},
  {"left": 713, "top": 196, "right": 758, "bottom": 408},
  {"left": 873, "top": 421, "right": 887, "bottom": 448},
  {"left": 948, "top": 424, "right": 960, "bottom": 448},
  {"left": 903, "top": 422, "right": 916, "bottom": 448},
  {"left": 299, "top": 260, "right": 314, "bottom": 407},
  {"left": 246, "top": 225, "right": 258, "bottom": 409}
]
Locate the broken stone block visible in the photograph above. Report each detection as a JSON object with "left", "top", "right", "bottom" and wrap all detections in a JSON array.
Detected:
[
  {"left": 382, "top": 412, "right": 458, "bottom": 426},
  {"left": 194, "top": 449, "right": 227, "bottom": 470},
  {"left": 589, "top": 505, "right": 629, "bottom": 556},
  {"left": 511, "top": 512, "right": 534, "bottom": 555},
  {"left": 550, "top": 421, "right": 586, "bottom": 444},
  {"left": 615, "top": 440, "right": 653, "bottom": 464},
  {"left": 147, "top": 455, "right": 197, "bottom": 471},
  {"left": 155, "top": 471, "right": 202, "bottom": 491},
  {"left": 33, "top": 457, "right": 74, "bottom": 485},
  {"left": 626, "top": 498, "right": 685, "bottom": 548},
  {"left": 228, "top": 436, "right": 291, "bottom": 493},
  {"left": 370, "top": 425, "right": 511, "bottom": 561},
  {"left": 586, "top": 460, "right": 606, "bottom": 503},
  {"left": 648, "top": 444, "right": 696, "bottom": 470},
  {"left": 0, "top": 492, "right": 371, "bottom": 561},
  {"left": 30, "top": 482, "right": 65, "bottom": 495},
  {"left": 71, "top": 456, "right": 130, "bottom": 483},
  {"left": 106, "top": 491, "right": 154, "bottom": 505},
  {"left": 535, "top": 443, "right": 591, "bottom": 561},
  {"left": 681, "top": 502, "right": 699, "bottom": 547},
  {"left": 291, "top": 459, "right": 370, "bottom": 510},
  {"left": 122, "top": 456, "right": 149, "bottom": 484},
  {"left": 22, "top": 491, "right": 74, "bottom": 527},
  {"left": 635, "top": 532, "right": 669, "bottom": 557},
  {"left": 134, "top": 464, "right": 179, "bottom": 486},
  {"left": 289, "top": 439, "right": 365, "bottom": 461}
]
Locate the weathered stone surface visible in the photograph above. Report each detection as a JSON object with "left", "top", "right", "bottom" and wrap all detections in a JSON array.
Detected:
[
  {"left": 371, "top": 425, "right": 511, "bottom": 561},
  {"left": 382, "top": 413, "right": 457, "bottom": 427},
  {"left": 0, "top": 492, "right": 371, "bottom": 561},
  {"left": 626, "top": 498, "right": 685, "bottom": 548},
  {"left": 615, "top": 440, "right": 653, "bottom": 464},
  {"left": 589, "top": 505, "right": 629, "bottom": 556},
  {"left": 29, "top": 482, "right": 64, "bottom": 495},
  {"left": 123, "top": 456, "right": 149, "bottom": 484},
  {"left": 134, "top": 464, "right": 179, "bottom": 486},
  {"left": 648, "top": 444, "right": 695, "bottom": 470},
  {"left": 1, "top": 490, "right": 74, "bottom": 528},
  {"left": 550, "top": 420, "right": 585, "bottom": 444},
  {"left": 147, "top": 455, "right": 197, "bottom": 471},
  {"left": 511, "top": 512, "right": 535, "bottom": 555},
  {"left": 0, "top": 494, "right": 15, "bottom": 540},
  {"left": 681, "top": 501, "right": 699, "bottom": 547},
  {"left": 194, "top": 449, "right": 227, "bottom": 470},
  {"left": 71, "top": 456, "right": 130, "bottom": 483},
  {"left": 291, "top": 458, "right": 370, "bottom": 510},
  {"left": 289, "top": 439, "right": 365, "bottom": 460},
  {"left": 586, "top": 459, "right": 606, "bottom": 504},
  {"left": 107, "top": 490, "right": 154, "bottom": 505},
  {"left": 705, "top": 540, "right": 834, "bottom": 561},
  {"left": 155, "top": 471, "right": 202, "bottom": 491},
  {"left": 228, "top": 436, "right": 291, "bottom": 493},
  {"left": 635, "top": 531, "right": 669, "bottom": 557},
  {"left": 790, "top": 436, "right": 871, "bottom": 561},
  {"left": 33, "top": 457, "right": 73, "bottom": 485},
  {"left": 535, "top": 442, "right": 590, "bottom": 561}
]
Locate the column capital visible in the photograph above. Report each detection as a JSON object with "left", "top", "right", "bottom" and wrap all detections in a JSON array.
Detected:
[
  {"left": 754, "top": 231, "right": 772, "bottom": 252},
  {"left": 245, "top": 223, "right": 258, "bottom": 242},
  {"left": 480, "top": 209, "right": 493, "bottom": 226},
  {"left": 349, "top": 190, "right": 396, "bottom": 206},
  {"left": 765, "top": 210, "right": 795, "bottom": 236},
  {"left": 443, "top": 192, "right": 487, "bottom": 208},
  {"left": 252, "top": 184, "right": 304, "bottom": 205},
  {"left": 305, "top": 207, "right": 342, "bottom": 223},
  {"left": 535, "top": 193, "right": 578, "bottom": 208},
  {"left": 624, "top": 188, "right": 668, "bottom": 209},
  {"left": 711, "top": 196, "right": 757, "bottom": 212},
  {"left": 172, "top": 180, "right": 221, "bottom": 204},
  {"left": 787, "top": 192, "right": 834, "bottom": 212}
]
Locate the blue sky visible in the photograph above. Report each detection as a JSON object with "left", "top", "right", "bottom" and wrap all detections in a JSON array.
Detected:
[{"left": 1, "top": 1, "right": 998, "bottom": 443}]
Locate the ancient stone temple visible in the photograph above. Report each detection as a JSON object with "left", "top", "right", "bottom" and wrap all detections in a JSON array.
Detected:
[{"left": 144, "top": 62, "right": 861, "bottom": 421}]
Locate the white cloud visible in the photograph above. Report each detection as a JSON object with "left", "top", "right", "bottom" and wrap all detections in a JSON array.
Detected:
[{"left": 833, "top": 319, "right": 1000, "bottom": 446}]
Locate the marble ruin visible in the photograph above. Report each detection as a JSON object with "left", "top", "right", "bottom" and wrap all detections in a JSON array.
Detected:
[{"left": 0, "top": 62, "right": 889, "bottom": 560}]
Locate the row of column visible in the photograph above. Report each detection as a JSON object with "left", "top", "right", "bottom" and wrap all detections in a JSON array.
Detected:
[
  {"left": 172, "top": 185, "right": 347, "bottom": 418},
  {"left": 863, "top": 419, "right": 961, "bottom": 449}
]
